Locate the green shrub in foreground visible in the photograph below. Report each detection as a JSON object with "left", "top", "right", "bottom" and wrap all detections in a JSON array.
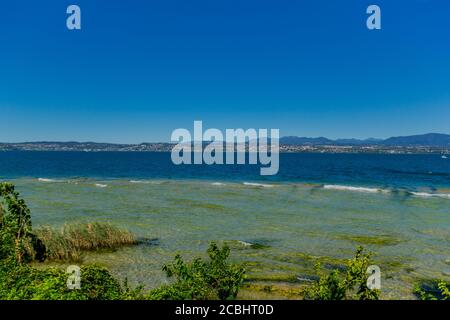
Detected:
[
  {"left": 0, "top": 242, "right": 247, "bottom": 300},
  {"left": 302, "top": 246, "right": 380, "bottom": 300},
  {"left": 0, "top": 260, "right": 145, "bottom": 300},
  {"left": 414, "top": 280, "right": 450, "bottom": 300},
  {"left": 0, "top": 183, "right": 46, "bottom": 263},
  {"left": 148, "top": 242, "right": 246, "bottom": 300}
]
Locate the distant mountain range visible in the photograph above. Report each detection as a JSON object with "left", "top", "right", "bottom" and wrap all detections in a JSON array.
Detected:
[
  {"left": 1, "top": 133, "right": 449, "bottom": 152},
  {"left": 280, "top": 133, "right": 450, "bottom": 147}
]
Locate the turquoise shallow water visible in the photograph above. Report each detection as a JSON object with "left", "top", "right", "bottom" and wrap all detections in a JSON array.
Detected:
[
  {"left": 1, "top": 152, "right": 449, "bottom": 299},
  {"left": 9, "top": 177, "right": 450, "bottom": 299}
]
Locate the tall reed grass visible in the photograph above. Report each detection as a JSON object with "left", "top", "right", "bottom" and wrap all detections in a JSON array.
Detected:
[{"left": 35, "top": 222, "right": 137, "bottom": 262}]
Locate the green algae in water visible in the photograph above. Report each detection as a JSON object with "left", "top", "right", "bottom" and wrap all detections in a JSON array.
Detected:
[
  {"left": 11, "top": 177, "right": 450, "bottom": 299},
  {"left": 336, "top": 234, "right": 403, "bottom": 246},
  {"left": 246, "top": 273, "right": 299, "bottom": 283},
  {"left": 264, "top": 251, "right": 346, "bottom": 269},
  {"left": 168, "top": 198, "right": 227, "bottom": 211}
]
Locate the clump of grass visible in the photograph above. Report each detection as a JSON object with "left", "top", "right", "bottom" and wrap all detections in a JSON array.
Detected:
[{"left": 35, "top": 222, "right": 137, "bottom": 262}]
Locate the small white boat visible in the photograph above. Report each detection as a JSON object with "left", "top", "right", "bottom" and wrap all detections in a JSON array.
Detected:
[{"left": 442, "top": 155, "right": 448, "bottom": 159}]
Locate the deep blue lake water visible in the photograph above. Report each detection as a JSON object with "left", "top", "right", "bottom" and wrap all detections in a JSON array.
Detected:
[{"left": 1, "top": 152, "right": 449, "bottom": 190}]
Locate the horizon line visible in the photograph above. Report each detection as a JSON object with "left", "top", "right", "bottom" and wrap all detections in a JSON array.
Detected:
[{"left": 1, "top": 132, "right": 449, "bottom": 145}]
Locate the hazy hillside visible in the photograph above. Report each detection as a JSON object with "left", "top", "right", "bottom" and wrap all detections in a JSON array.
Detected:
[{"left": 280, "top": 133, "right": 450, "bottom": 147}]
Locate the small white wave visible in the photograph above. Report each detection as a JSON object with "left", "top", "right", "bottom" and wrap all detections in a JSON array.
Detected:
[
  {"left": 243, "top": 182, "right": 274, "bottom": 188},
  {"left": 38, "top": 178, "right": 57, "bottom": 182},
  {"left": 95, "top": 183, "right": 108, "bottom": 188},
  {"left": 322, "top": 185, "right": 449, "bottom": 199},
  {"left": 410, "top": 192, "right": 450, "bottom": 199},
  {"left": 237, "top": 240, "right": 253, "bottom": 247},
  {"left": 211, "top": 182, "right": 226, "bottom": 186},
  {"left": 323, "top": 184, "right": 384, "bottom": 193},
  {"left": 131, "top": 180, "right": 164, "bottom": 185},
  {"left": 296, "top": 277, "right": 315, "bottom": 282}
]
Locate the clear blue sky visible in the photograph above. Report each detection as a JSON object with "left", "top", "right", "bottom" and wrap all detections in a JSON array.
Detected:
[{"left": 1, "top": 0, "right": 449, "bottom": 143}]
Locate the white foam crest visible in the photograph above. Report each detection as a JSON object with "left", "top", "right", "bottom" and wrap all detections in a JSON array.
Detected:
[
  {"left": 323, "top": 184, "right": 384, "bottom": 193},
  {"left": 130, "top": 180, "right": 164, "bottom": 185},
  {"left": 322, "top": 184, "right": 449, "bottom": 199},
  {"left": 410, "top": 192, "right": 450, "bottom": 199},
  {"left": 37, "top": 178, "right": 58, "bottom": 183},
  {"left": 95, "top": 183, "right": 108, "bottom": 188},
  {"left": 211, "top": 182, "right": 226, "bottom": 186},
  {"left": 237, "top": 240, "right": 253, "bottom": 247},
  {"left": 243, "top": 182, "right": 274, "bottom": 188}
]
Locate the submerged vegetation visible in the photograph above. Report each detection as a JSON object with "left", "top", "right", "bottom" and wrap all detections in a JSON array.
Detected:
[
  {"left": 336, "top": 234, "right": 403, "bottom": 246},
  {"left": 1, "top": 182, "right": 444, "bottom": 300}
]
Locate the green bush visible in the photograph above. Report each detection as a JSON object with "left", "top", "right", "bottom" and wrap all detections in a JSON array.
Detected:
[
  {"left": 0, "top": 183, "right": 46, "bottom": 263},
  {"left": 414, "top": 280, "right": 450, "bottom": 300},
  {"left": 0, "top": 260, "right": 142, "bottom": 300},
  {"left": 148, "top": 242, "right": 246, "bottom": 300},
  {"left": 303, "top": 246, "right": 380, "bottom": 300}
]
